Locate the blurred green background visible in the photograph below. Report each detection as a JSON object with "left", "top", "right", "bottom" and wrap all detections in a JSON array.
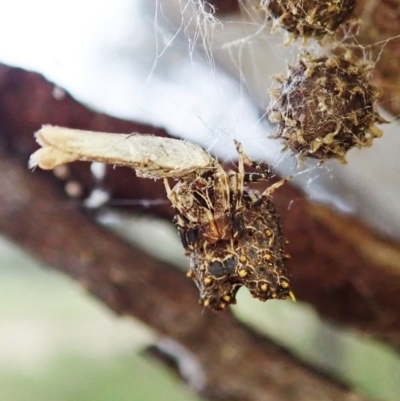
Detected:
[
  {"left": 0, "top": 236, "right": 201, "bottom": 401},
  {"left": 1, "top": 214, "right": 399, "bottom": 401}
]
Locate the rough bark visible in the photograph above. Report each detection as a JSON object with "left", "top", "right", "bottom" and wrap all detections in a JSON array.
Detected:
[
  {"left": 353, "top": 0, "right": 400, "bottom": 118},
  {"left": 1, "top": 60, "right": 400, "bottom": 399},
  {"left": 1, "top": 64, "right": 400, "bottom": 351},
  {"left": 0, "top": 152, "right": 371, "bottom": 401}
]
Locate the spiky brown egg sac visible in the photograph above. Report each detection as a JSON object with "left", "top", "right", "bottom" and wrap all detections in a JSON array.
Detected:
[
  {"left": 269, "top": 55, "right": 386, "bottom": 163},
  {"left": 260, "top": 0, "right": 355, "bottom": 38},
  {"left": 187, "top": 192, "right": 291, "bottom": 312}
]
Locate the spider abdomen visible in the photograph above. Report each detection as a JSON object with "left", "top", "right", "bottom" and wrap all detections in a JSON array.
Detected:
[{"left": 187, "top": 193, "right": 291, "bottom": 311}]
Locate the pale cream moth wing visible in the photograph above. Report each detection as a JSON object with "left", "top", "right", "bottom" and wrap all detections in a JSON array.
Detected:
[{"left": 29, "top": 125, "right": 214, "bottom": 179}]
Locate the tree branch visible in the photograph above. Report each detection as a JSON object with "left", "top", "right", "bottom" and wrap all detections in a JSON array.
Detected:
[
  {"left": 1, "top": 64, "right": 400, "bottom": 350},
  {"left": 353, "top": 0, "right": 400, "bottom": 118},
  {"left": 0, "top": 147, "right": 372, "bottom": 401}
]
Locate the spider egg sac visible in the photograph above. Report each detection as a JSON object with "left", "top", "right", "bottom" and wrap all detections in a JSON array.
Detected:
[
  {"left": 259, "top": 0, "right": 355, "bottom": 39},
  {"left": 269, "top": 54, "right": 386, "bottom": 163}
]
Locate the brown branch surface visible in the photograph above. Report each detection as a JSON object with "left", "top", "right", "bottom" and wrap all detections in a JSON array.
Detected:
[
  {"left": 348, "top": 0, "right": 400, "bottom": 117},
  {"left": 206, "top": 0, "right": 240, "bottom": 14},
  {"left": 0, "top": 134, "right": 369, "bottom": 399},
  {"left": 1, "top": 64, "right": 400, "bottom": 350}
]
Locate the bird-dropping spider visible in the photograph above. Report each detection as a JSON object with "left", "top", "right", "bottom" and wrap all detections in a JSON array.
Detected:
[
  {"left": 30, "top": 126, "right": 293, "bottom": 312},
  {"left": 164, "top": 141, "right": 293, "bottom": 311}
]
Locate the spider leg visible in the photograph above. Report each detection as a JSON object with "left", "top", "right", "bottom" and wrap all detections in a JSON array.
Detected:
[
  {"left": 230, "top": 141, "right": 247, "bottom": 239},
  {"left": 232, "top": 140, "right": 246, "bottom": 210},
  {"left": 244, "top": 171, "right": 272, "bottom": 183},
  {"left": 175, "top": 214, "right": 200, "bottom": 251},
  {"left": 233, "top": 140, "right": 291, "bottom": 202},
  {"left": 241, "top": 146, "right": 272, "bottom": 172},
  {"left": 259, "top": 175, "right": 292, "bottom": 198},
  {"left": 234, "top": 141, "right": 275, "bottom": 184},
  {"left": 164, "top": 178, "right": 191, "bottom": 219},
  {"left": 243, "top": 159, "right": 275, "bottom": 183},
  {"left": 163, "top": 178, "right": 176, "bottom": 206}
]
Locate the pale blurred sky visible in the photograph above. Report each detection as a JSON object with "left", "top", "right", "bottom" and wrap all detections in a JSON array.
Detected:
[
  {"left": 0, "top": 1, "right": 127, "bottom": 83},
  {"left": 1, "top": 0, "right": 400, "bottom": 238}
]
